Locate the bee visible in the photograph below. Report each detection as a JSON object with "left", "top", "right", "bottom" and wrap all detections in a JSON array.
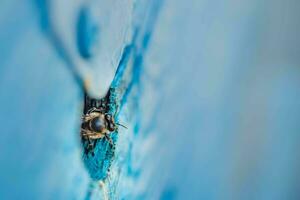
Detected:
[{"left": 81, "top": 107, "right": 126, "bottom": 152}]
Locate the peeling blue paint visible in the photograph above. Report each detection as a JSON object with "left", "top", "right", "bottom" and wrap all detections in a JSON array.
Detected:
[
  {"left": 81, "top": 0, "right": 163, "bottom": 189},
  {"left": 2, "top": 0, "right": 300, "bottom": 199}
]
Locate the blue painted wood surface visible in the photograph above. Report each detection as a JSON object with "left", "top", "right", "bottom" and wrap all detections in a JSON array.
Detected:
[{"left": 1, "top": 0, "right": 300, "bottom": 199}]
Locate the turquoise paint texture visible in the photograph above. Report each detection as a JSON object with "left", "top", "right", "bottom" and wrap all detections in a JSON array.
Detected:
[
  {"left": 0, "top": 0, "right": 162, "bottom": 199},
  {"left": 1, "top": 0, "right": 300, "bottom": 199},
  {"left": 81, "top": 2, "right": 163, "bottom": 198}
]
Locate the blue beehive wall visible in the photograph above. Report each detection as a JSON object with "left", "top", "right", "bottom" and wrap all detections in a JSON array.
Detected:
[{"left": 1, "top": 0, "right": 300, "bottom": 199}]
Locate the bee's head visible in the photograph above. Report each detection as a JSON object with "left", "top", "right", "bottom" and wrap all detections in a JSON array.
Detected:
[{"left": 104, "top": 114, "right": 117, "bottom": 132}]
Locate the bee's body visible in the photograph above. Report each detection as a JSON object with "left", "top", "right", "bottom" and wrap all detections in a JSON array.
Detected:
[{"left": 81, "top": 107, "right": 116, "bottom": 149}]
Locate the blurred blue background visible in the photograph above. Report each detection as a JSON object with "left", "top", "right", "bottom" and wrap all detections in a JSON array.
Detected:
[{"left": 0, "top": 0, "right": 300, "bottom": 199}]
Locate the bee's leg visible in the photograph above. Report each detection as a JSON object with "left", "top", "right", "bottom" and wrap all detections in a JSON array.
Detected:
[
  {"left": 81, "top": 129, "right": 98, "bottom": 138},
  {"left": 87, "top": 139, "right": 96, "bottom": 156},
  {"left": 82, "top": 111, "right": 100, "bottom": 123},
  {"left": 104, "top": 134, "right": 114, "bottom": 148},
  {"left": 87, "top": 108, "right": 96, "bottom": 114},
  {"left": 82, "top": 114, "right": 95, "bottom": 123},
  {"left": 87, "top": 138, "right": 94, "bottom": 150},
  {"left": 90, "top": 140, "right": 96, "bottom": 156},
  {"left": 87, "top": 107, "right": 101, "bottom": 114},
  {"left": 81, "top": 128, "right": 87, "bottom": 135}
]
